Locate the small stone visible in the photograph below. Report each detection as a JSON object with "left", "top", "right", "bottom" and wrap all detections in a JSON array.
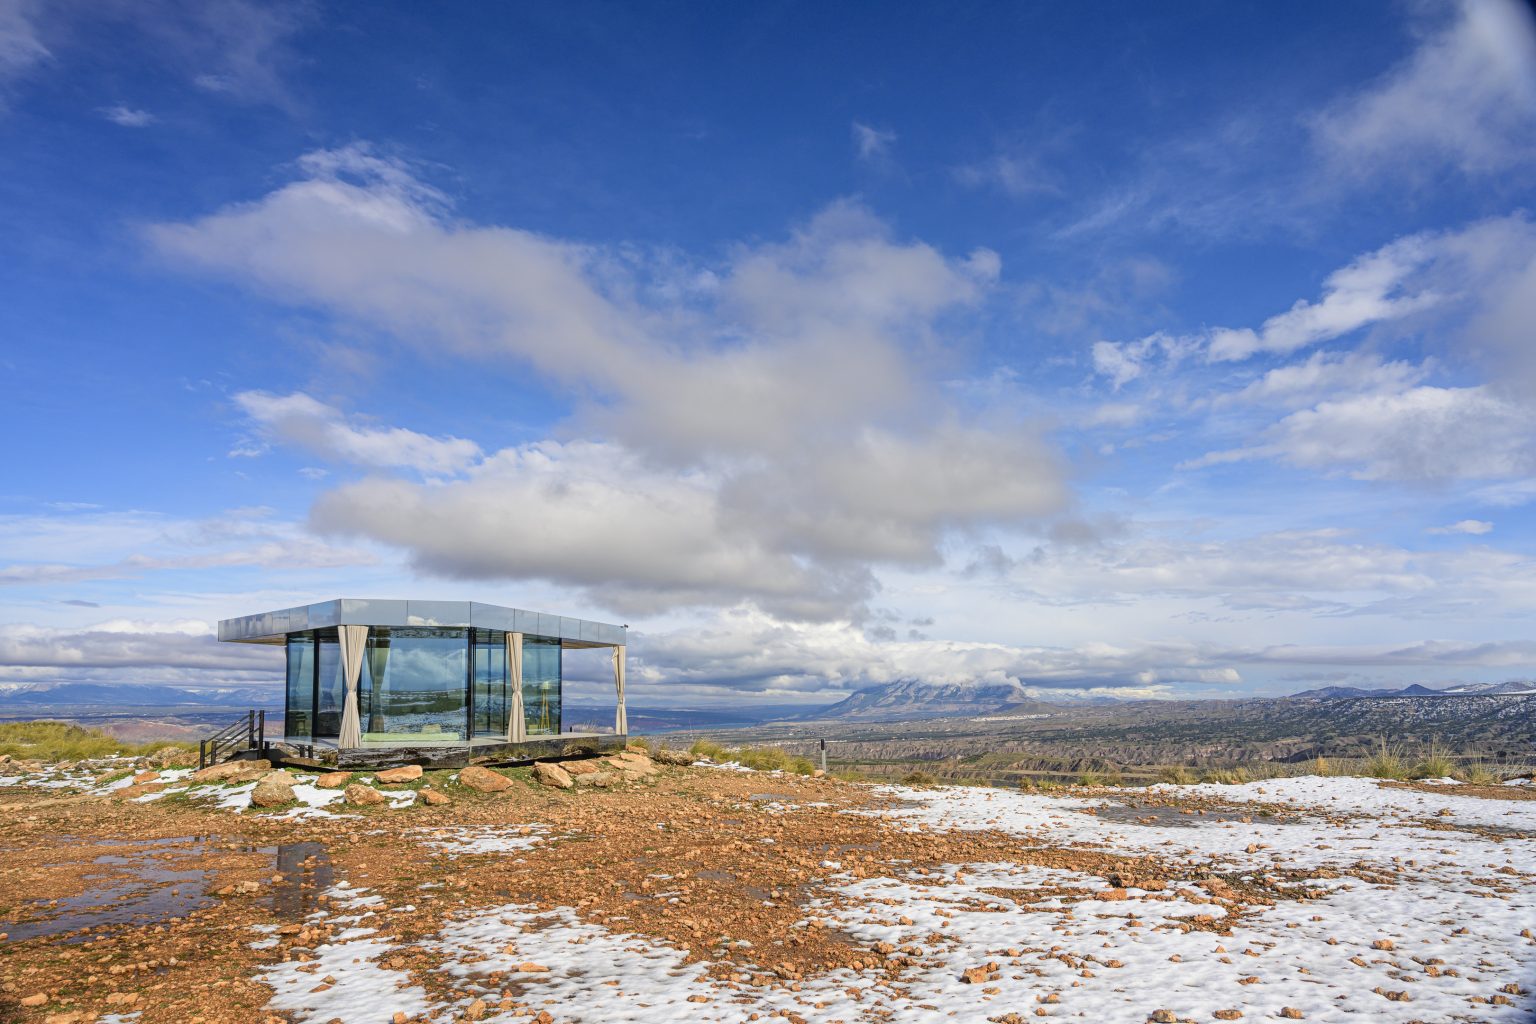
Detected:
[
  {"left": 653, "top": 748, "right": 697, "bottom": 766},
  {"left": 131, "top": 770, "right": 160, "bottom": 784},
  {"left": 1371, "top": 938, "right": 1394, "bottom": 951},
  {"left": 1214, "top": 1011, "right": 1242, "bottom": 1020},
  {"left": 375, "top": 765, "right": 423, "bottom": 784},
  {"left": 344, "top": 783, "right": 386, "bottom": 806},
  {"left": 458, "top": 765, "right": 513, "bottom": 792},
  {"left": 1279, "top": 1009, "right": 1304, "bottom": 1020},
  {"left": 465, "top": 997, "right": 486, "bottom": 1020},
  {"left": 532, "top": 762, "right": 574, "bottom": 790},
  {"left": 515, "top": 962, "right": 550, "bottom": 973},
  {"left": 20, "top": 993, "right": 47, "bottom": 1007},
  {"left": 393, "top": 1014, "right": 408, "bottom": 1024},
  {"left": 315, "top": 772, "right": 351, "bottom": 789},
  {"left": 1149, "top": 1011, "right": 1177, "bottom": 1023},
  {"left": 418, "top": 788, "right": 450, "bottom": 806}
]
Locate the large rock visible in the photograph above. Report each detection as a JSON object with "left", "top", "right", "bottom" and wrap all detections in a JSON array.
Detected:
[
  {"left": 653, "top": 748, "right": 697, "bottom": 766},
  {"left": 458, "top": 765, "right": 513, "bottom": 793},
  {"left": 315, "top": 771, "right": 352, "bottom": 789},
  {"left": 562, "top": 759, "right": 602, "bottom": 776},
  {"left": 418, "top": 788, "right": 451, "bottom": 806},
  {"left": 344, "top": 783, "right": 385, "bottom": 806},
  {"left": 604, "top": 752, "right": 657, "bottom": 780},
  {"left": 250, "top": 771, "right": 296, "bottom": 808},
  {"left": 532, "top": 762, "right": 574, "bottom": 790},
  {"left": 112, "top": 782, "right": 166, "bottom": 800},
  {"left": 192, "top": 758, "right": 272, "bottom": 784},
  {"left": 573, "top": 771, "right": 616, "bottom": 789},
  {"left": 149, "top": 746, "right": 198, "bottom": 769},
  {"left": 375, "top": 765, "right": 423, "bottom": 784}
]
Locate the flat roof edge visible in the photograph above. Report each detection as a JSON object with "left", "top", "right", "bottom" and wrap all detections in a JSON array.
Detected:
[{"left": 217, "top": 599, "right": 627, "bottom": 646}]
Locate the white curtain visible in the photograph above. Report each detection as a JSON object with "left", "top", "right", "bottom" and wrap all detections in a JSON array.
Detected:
[
  {"left": 337, "top": 624, "right": 368, "bottom": 748},
  {"left": 612, "top": 645, "right": 627, "bottom": 735},
  {"left": 505, "top": 631, "right": 526, "bottom": 743}
]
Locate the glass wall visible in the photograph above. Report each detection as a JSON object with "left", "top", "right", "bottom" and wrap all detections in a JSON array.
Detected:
[
  {"left": 283, "top": 626, "right": 568, "bottom": 744},
  {"left": 523, "top": 637, "right": 561, "bottom": 736},
  {"left": 284, "top": 633, "right": 314, "bottom": 740},
  {"left": 360, "top": 627, "right": 468, "bottom": 742},
  {"left": 470, "top": 630, "right": 508, "bottom": 737},
  {"left": 314, "top": 631, "right": 342, "bottom": 739}
]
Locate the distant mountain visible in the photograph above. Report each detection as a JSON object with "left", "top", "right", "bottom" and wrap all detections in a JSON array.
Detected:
[
  {"left": 796, "top": 680, "right": 1058, "bottom": 722},
  {"left": 0, "top": 682, "right": 280, "bottom": 708},
  {"left": 1288, "top": 680, "right": 1536, "bottom": 699}
]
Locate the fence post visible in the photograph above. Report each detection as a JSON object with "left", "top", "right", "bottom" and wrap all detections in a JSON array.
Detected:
[
  {"left": 198, "top": 739, "right": 207, "bottom": 771},
  {"left": 257, "top": 710, "right": 265, "bottom": 754}
]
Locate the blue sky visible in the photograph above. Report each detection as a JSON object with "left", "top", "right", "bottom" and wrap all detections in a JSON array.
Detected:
[{"left": 1, "top": 0, "right": 1534, "bottom": 704}]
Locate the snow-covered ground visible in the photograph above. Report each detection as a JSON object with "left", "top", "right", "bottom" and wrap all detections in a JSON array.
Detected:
[{"left": 250, "top": 775, "right": 1535, "bottom": 1024}]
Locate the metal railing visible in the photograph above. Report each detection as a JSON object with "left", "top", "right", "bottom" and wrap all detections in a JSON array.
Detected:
[{"left": 198, "top": 709, "right": 265, "bottom": 770}]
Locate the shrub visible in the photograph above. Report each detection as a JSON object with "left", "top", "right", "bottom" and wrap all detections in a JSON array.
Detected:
[
  {"left": 1076, "top": 771, "right": 1103, "bottom": 787},
  {"left": 1364, "top": 738, "right": 1408, "bottom": 780},
  {"left": 0, "top": 721, "right": 193, "bottom": 762},
  {"left": 1312, "top": 756, "right": 1333, "bottom": 777},
  {"left": 1158, "top": 765, "right": 1195, "bottom": 785},
  {"left": 689, "top": 738, "right": 728, "bottom": 761},
  {"left": 1454, "top": 760, "right": 1497, "bottom": 786},
  {"left": 1200, "top": 767, "right": 1252, "bottom": 785},
  {"left": 900, "top": 770, "right": 937, "bottom": 786},
  {"left": 1410, "top": 741, "right": 1454, "bottom": 780}
]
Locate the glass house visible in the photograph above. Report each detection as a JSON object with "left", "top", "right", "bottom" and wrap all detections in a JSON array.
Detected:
[{"left": 218, "top": 600, "right": 628, "bottom": 767}]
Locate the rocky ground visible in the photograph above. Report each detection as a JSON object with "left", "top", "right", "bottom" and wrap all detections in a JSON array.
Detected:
[{"left": 0, "top": 748, "right": 1532, "bottom": 1024}]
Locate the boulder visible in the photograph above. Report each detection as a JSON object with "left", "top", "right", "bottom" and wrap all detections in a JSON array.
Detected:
[
  {"left": 562, "top": 759, "right": 602, "bottom": 776},
  {"left": 149, "top": 746, "right": 198, "bottom": 769},
  {"left": 112, "top": 782, "right": 167, "bottom": 800},
  {"left": 315, "top": 771, "right": 352, "bottom": 789},
  {"left": 458, "top": 765, "right": 513, "bottom": 793},
  {"left": 131, "top": 770, "right": 160, "bottom": 785},
  {"left": 418, "top": 788, "right": 451, "bottom": 806},
  {"left": 192, "top": 758, "right": 272, "bottom": 784},
  {"left": 532, "top": 762, "right": 574, "bottom": 790},
  {"left": 344, "top": 783, "right": 385, "bottom": 806},
  {"left": 653, "top": 748, "right": 697, "bottom": 766},
  {"left": 250, "top": 771, "right": 296, "bottom": 808},
  {"left": 375, "top": 765, "right": 423, "bottom": 785},
  {"left": 573, "top": 771, "right": 616, "bottom": 789}
]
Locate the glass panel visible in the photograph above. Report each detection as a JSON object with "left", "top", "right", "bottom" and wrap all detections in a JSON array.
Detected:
[
  {"left": 363, "top": 628, "right": 468, "bottom": 742},
  {"left": 314, "top": 630, "right": 342, "bottom": 739},
  {"left": 471, "top": 630, "right": 508, "bottom": 738},
  {"left": 522, "top": 637, "right": 561, "bottom": 736},
  {"left": 284, "top": 633, "right": 314, "bottom": 741}
]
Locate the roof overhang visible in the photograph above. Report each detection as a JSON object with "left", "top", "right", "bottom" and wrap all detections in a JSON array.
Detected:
[{"left": 217, "top": 599, "right": 626, "bottom": 648}]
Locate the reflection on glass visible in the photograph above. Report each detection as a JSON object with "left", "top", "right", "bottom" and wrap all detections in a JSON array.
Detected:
[
  {"left": 362, "top": 628, "right": 468, "bottom": 742},
  {"left": 314, "top": 631, "right": 342, "bottom": 739},
  {"left": 523, "top": 637, "right": 561, "bottom": 736},
  {"left": 285, "top": 633, "right": 314, "bottom": 740},
  {"left": 471, "top": 630, "right": 508, "bottom": 737}
]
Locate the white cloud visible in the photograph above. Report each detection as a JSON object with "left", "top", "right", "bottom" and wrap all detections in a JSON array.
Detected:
[
  {"left": 0, "top": 0, "right": 49, "bottom": 84},
  {"left": 0, "top": 506, "right": 376, "bottom": 587},
  {"left": 1188, "top": 385, "right": 1536, "bottom": 482},
  {"left": 99, "top": 104, "right": 153, "bottom": 126},
  {"left": 150, "top": 148, "right": 1068, "bottom": 620},
  {"left": 952, "top": 152, "right": 1056, "bottom": 198},
  {"left": 1205, "top": 233, "right": 1441, "bottom": 362},
  {"left": 1428, "top": 519, "right": 1493, "bottom": 535},
  {"left": 234, "top": 390, "right": 483, "bottom": 476},
  {"left": 851, "top": 121, "right": 896, "bottom": 161},
  {"left": 0, "top": 618, "right": 278, "bottom": 684},
  {"left": 1314, "top": 0, "right": 1536, "bottom": 177}
]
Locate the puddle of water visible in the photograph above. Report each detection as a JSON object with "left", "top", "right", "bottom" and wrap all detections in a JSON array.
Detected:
[
  {"left": 265, "top": 842, "right": 335, "bottom": 918},
  {"left": 1, "top": 838, "right": 334, "bottom": 943}
]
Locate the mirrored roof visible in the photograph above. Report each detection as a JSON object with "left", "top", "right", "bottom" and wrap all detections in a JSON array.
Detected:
[{"left": 217, "top": 599, "right": 627, "bottom": 647}]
